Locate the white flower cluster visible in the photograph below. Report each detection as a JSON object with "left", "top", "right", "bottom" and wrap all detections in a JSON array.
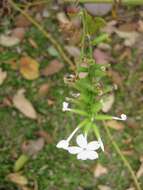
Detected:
[
  {"left": 57, "top": 133, "right": 104, "bottom": 160},
  {"left": 56, "top": 102, "right": 127, "bottom": 161}
]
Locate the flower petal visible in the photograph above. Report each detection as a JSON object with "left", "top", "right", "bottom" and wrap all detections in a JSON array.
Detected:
[
  {"left": 98, "top": 138, "right": 104, "bottom": 152},
  {"left": 56, "top": 140, "right": 69, "bottom": 150},
  {"left": 86, "top": 150, "right": 98, "bottom": 160},
  {"left": 68, "top": 146, "right": 82, "bottom": 154},
  {"left": 76, "top": 134, "right": 87, "bottom": 148},
  {"left": 77, "top": 151, "right": 88, "bottom": 160},
  {"left": 87, "top": 141, "right": 100, "bottom": 150}
]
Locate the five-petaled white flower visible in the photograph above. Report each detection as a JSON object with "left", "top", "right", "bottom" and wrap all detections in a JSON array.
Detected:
[{"left": 67, "top": 134, "right": 101, "bottom": 160}]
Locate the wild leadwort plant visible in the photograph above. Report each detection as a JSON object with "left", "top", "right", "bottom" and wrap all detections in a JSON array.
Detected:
[
  {"left": 56, "top": 56, "right": 127, "bottom": 160},
  {"left": 56, "top": 10, "right": 127, "bottom": 161}
]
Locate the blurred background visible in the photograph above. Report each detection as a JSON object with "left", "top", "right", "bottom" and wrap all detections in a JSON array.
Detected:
[{"left": 0, "top": 1, "right": 143, "bottom": 190}]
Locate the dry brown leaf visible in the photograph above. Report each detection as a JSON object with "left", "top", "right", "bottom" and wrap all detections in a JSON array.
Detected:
[
  {"left": 115, "top": 30, "right": 139, "bottom": 47},
  {"left": 41, "top": 60, "right": 64, "bottom": 76},
  {"left": 12, "top": 27, "right": 26, "bottom": 41},
  {"left": 0, "top": 34, "right": 20, "bottom": 47},
  {"left": 35, "top": 130, "right": 53, "bottom": 143},
  {"left": 38, "top": 83, "right": 50, "bottom": 97},
  {"left": 47, "top": 99, "right": 55, "bottom": 106},
  {"left": 122, "top": 150, "right": 134, "bottom": 156},
  {"left": 93, "top": 48, "right": 110, "bottom": 64},
  {"left": 21, "top": 138, "right": 45, "bottom": 157},
  {"left": 101, "top": 93, "right": 114, "bottom": 113},
  {"left": 15, "top": 14, "right": 31, "bottom": 27},
  {"left": 126, "top": 187, "right": 135, "bottom": 190},
  {"left": 105, "top": 120, "right": 125, "bottom": 130},
  {"left": 93, "top": 163, "right": 108, "bottom": 178},
  {"left": 13, "top": 89, "right": 37, "bottom": 119},
  {"left": 107, "top": 69, "right": 123, "bottom": 87},
  {"left": 20, "top": 56, "right": 40, "bottom": 80},
  {"left": 138, "top": 20, "right": 143, "bottom": 32},
  {"left": 7, "top": 173, "right": 28, "bottom": 186},
  {"left": 65, "top": 46, "right": 80, "bottom": 58},
  {"left": 98, "top": 185, "right": 111, "bottom": 190},
  {"left": 0, "top": 68, "right": 7, "bottom": 85}
]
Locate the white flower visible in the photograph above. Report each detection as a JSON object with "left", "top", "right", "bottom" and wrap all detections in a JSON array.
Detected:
[
  {"left": 68, "top": 134, "right": 100, "bottom": 160},
  {"left": 62, "top": 101, "right": 71, "bottom": 111},
  {"left": 56, "top": 140, "right": 69, "bottom": 150},
  {"left": 56, "top": 127, "right": 79, "bottom": 150},
  {"left": 112, "top": 114, "right": 127, "bottom": 121}
]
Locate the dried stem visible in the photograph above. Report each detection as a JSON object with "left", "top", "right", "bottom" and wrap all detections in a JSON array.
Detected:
[{"left": 10, "top": 0, "right": 75, "bottom": 69}]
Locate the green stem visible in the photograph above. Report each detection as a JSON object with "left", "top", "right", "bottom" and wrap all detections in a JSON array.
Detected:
[
  {"left": 103, "top": 122, "right": 141, "bottom": 190},
  {"left": 64, "top": 0, "right": 143, "bottom": 5},
  {"left": 80, "top": 10, "right": 86, "bottom": 59}
]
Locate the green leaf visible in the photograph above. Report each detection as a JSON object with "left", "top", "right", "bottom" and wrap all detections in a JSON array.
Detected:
[
  {"left": 85, "top": 12, "right": 106, "bottom": 35},
  {"left": 95, "top": 114, "right": 112, "bottom": 120},
  {"left": 70, "top": 109, "right": 88, "bottom": 116},
  {"left": 14, "top": 154, "right": 29, "bottom": 172},
  {"left": 91, "top": 33, "right": 109, "bottom": 46}
]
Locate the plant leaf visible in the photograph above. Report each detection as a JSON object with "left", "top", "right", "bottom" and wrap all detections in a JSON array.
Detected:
[
  {"left": 13, "top": 89, "right": 37, "bottom": 119},
  {"left": 19, "top": 56, "right": 40, "bottom": 80}
]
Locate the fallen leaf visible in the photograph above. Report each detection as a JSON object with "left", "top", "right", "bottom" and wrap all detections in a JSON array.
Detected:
[
  {"left": 15, "top": 14, "right": 31, "bottom": 27},
  {"left": 98, "top": 185, "right": 111, "bottom": 190},
  {"left": 122, "top": 150, "right": 134, "bottom": 156},
  {"left": 41, "top": 59, "right": 64, "bottom": 76},
  {"left": 107, "top": 69, "right": 123, "bottom": 87},
  {"left": 21, "top": 138, "right": 45, "bottom": 157},
  {"left": 14, "top": 154, "right": 29, "bottom": 172},
  {"left": 20, "top": 56, "right": 40, "bottom": 80},
  {"left": 57, "top": 12, "right": 70, "bottom": 24},
  {"left": 38, "top": 83, "right": 50, "bottom": 97},
  {"left": 115, "top": 30, "right": 139, "bottom": 47},
  {"left": 126, "top": 187, "right": 135, "bottom": 190},
  {"left": 138, "top": 20, "right": 143, "bottom": 32},
  {"left": 102, "top": 20, "right": 117, "bottom": 35},
  {"left": 13, "top": 89, "right": 37, "bottom": 119},
  {"left": 47, "top": 99, "right": 55, "bottom": 106},
  {"left": 65, "top": 46, "right": 80, "bottom": 58},
  {"left": 105, "top": 120, "right": 125, "bottom": 130},
  {"left": 93, "top": 48, "right": 110, "bottom": 64},
  {"left": 84, "top": 3, "right": 112, "bottom": 16},
  {"left": 93, "top": 163, "right": 108, "bottom": 178},
  {"left": 35, "top": 130, "right": 53, "bottom": 143},
  {"left": 118, "top": 23, "right": 138, "bottom": 32},
  {"left": 101, "top": 93, "right": 115, "bottom": 113},
  {"left": 0, "top": 34, "right": 20, "bottom": 47},
  {"left": 7, "top": 173, "right": 28, "bottom": 186},
  {"left": 12, "top": 27, "right": 26, "bottom": 41},
  {"left": 0, "top": 68, "right": 7, "bottom": 85}
]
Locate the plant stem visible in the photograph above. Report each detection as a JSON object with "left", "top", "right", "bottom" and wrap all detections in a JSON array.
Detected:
[
  {"left": 10, "top": 0, "right": 75, "bottom": 69},
  {"left": 63, "top": 0, "right": 143, "bottom": 5},
  {"left": 103, "top": 122, "right": 141, "bottom": 190}
]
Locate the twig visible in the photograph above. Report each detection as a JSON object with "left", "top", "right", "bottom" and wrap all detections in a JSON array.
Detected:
[
  {"left": 63, "top": 0, "right": 143, "bottom": 5},
  {"left": 103, "top": 122, "right": 141, "bottom": 190},
  {"left": 10, "top": 0, "right": 75, "bottom": 69}
]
